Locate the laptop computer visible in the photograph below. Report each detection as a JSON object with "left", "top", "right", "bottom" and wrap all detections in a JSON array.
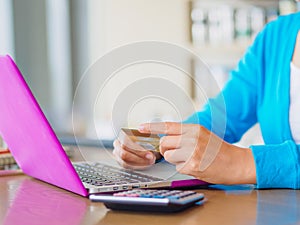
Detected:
[{"left": 0, "top": 55, "right": 208, "bottom": 197}]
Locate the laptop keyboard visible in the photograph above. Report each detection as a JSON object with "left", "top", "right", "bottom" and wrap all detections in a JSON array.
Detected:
[{"left": 74, "top": 162, "right": 163, "bottom": 186}]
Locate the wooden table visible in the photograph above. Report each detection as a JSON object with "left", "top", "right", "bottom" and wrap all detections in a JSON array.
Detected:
[{"left": 1, "top": 147, "right": 299, "bottom": 225}]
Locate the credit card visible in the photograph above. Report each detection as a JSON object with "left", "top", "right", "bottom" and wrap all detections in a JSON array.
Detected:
[{"left": 120, "top": 128, "right": 160, "bottom": 152}]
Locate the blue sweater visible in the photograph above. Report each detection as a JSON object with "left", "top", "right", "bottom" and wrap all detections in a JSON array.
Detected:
[{"left": 185, "top": 12, "right": 300, "bottom": 189}]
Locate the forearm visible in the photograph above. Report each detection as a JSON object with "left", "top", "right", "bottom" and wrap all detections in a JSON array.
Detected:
[
  {"left": 207, "top": 143, "right": 256, "bottom": 185},
  {"left": 232, "top": 146, "right": 256, "bottom": 185}
]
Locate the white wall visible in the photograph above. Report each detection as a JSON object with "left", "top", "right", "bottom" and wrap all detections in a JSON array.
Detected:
[
  {"left": 88, "top": 0, "right": 190, "bottom": 57},
  {"left": 85, "top": 0, "right": 194, "bottom": 138}
]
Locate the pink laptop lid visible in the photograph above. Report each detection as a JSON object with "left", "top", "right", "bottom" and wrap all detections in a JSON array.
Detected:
[{"left": 0, "top": 55, "right": 88, "bottom": 196}]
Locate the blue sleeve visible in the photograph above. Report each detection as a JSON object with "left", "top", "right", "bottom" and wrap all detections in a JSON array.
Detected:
[
  {"left": 251, "top": 141, "right": 300, "bottom": 189},
  {"left": 185, "top": 28, "right": 265, "bottom": 143}
]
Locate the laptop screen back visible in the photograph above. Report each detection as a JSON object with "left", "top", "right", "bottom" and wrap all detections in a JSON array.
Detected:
[{"left": 0, "top": 55, "right": 87, "bottom": 196}]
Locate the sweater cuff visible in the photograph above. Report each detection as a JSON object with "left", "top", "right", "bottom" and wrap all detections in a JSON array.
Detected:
[{"left": 250, "top": 140, "right": 299, "bottom": 189}]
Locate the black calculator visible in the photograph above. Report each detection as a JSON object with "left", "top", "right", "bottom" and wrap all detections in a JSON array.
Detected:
[{"left": 89, "top": 189, "right": 205, "bottom": 213}]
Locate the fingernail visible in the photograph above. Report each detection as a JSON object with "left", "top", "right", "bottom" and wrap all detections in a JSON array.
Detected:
[
  {"left": 138, "top": 124, "right": 145, "bottom": 131},
  {"left": 145, "top": 153, "right": 153, "bottom": 160}
]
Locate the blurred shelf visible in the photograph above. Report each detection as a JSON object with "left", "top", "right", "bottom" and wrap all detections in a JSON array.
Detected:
[
  {"left": 189, "top": 0, "right": 280, "bottom": 67},
  {"left": 190, "top": 41, "right": 251, "bottom": 67},
  {"left": 192, "top": 0, "right": 279, "bottom": 8}
]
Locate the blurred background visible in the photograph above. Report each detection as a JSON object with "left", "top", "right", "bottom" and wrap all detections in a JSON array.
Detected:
[{"left": 0, "top": 0, "right": 299, "bottom": 146}]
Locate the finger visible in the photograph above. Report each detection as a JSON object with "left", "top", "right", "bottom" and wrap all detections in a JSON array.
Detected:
[
  {"left": 159, "top": 136, "right": 182, "bottom": 155},
  {"left": 117, "top": 130, "right": 148, "bottom": 152},
  {"left": 121, "top": 143, "right": 156, "bottom": 161},
  {"left": 114, "top": 140, "right": 155, "bottom": 162},
  {"left": 113, "top": 152, "right": 154, "bottom": 170},
  {"left": 138, "top": 122, "right": 185, "bottom": 135},
  {"left": 113, "top": 140, "right": 155, "bottom": 165},
  {"left": 163, "top": 148, "right": 190, "bottom": 164}
]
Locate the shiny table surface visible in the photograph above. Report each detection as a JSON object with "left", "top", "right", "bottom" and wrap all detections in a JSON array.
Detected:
[{"left": 1, "top": 147, "right": 300, "bottom": 225}]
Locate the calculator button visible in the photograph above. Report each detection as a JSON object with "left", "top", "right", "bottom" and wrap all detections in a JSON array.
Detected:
[
  {"left": 153, "top": 195, "right": 165, "bottom": 198},
  {"left": 113, "top": 193, "right": 127, "bottom": 197},
  {"left": 166, "top": 195, "right": 180, "bottom": 199},
  {"left": 140, "top": 194, "right": 153, "bottom": 198},
  {"left": 126, "top": 193, "right": 140, "bottom": 197}
]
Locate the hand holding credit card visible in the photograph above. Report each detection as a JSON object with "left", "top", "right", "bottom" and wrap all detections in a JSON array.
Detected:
[{"left": 119, "top": 128, "right": 160, "bottom": 152}]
